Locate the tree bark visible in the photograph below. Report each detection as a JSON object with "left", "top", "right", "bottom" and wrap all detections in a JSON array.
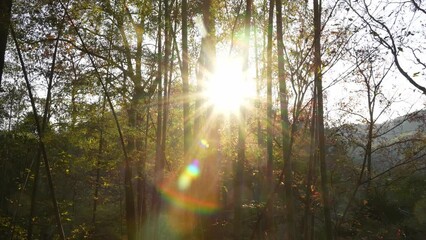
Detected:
[
  {"left": 235, "top": 1, "right": 252, "bottom": 239},
  {"left": 313, "top": 0, "right": 334, "bottom": 238},
  {"left": 275, "top": 0, "right": 297, "bottom": 239},
  {"left": 24, "top": 23, "right": 62, "bottom": 240},
  {"left": 0, "top": 0, "right": 12, "bottom": 89},
  {"left": 161, "top": 0, "right": 172, "bottom": 172},
  {"left": 152, "top": 1, "right": 164, "bottom": 238},
  {"left": 11, "top": 25, "right": 66, "bottom": 240},
  {"left": 304, "top": 88, "right": 317, "bottom": 240},
  {"left": 92, "top": 97, "right": 106, "bottom": 226},
  {"left": 182, "top": 0, "right": 191, "bottom": 157},
  {"left": 266, "top": 0, "right": 274, "bottom": 233},
  {"left": 137, "top": 108, "right": 149, "bottom": 228}
]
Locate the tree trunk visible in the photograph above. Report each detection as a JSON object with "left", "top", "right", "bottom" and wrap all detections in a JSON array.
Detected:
[
  {"left": 11, "top": 25, "right": 66, "bottom": 240},
  {"left": 137, "top": 108, "right": 149, "bottom": 228},
  {"left": 303, "top": 87, "right": 317, "bottom": 240},
  {"left": 266, "top": 0, "right": 274, "bottom": 233},
  {"left": 366, "top": 77, "right": 374, "bottom": 190},
  {"left": 275, "top": 0, "right": 297, "bottom": 239},
  {"left": 0, "top": 0, "right": 12, "bottom": 89},
  {"left": 58, "top": 2, "right": 137, "bottom": 239},
  {"left": 253, "top": 2, "right": 262, "bottom": 210},
  {"left": 234, "top": 1, "right": 252, "bottom": 239},
  {"left": 182, "top": 0, "right": 191, "bottom": 157},
  {"left": 152, "top": 2, "right": 164, "bottom": 238},
  {"left": 23, "top": 24, "right": 62, "bottom": 240},
  {"left": 313, "top": 0, "right": 333, "bottom": 238},
  {"left": 92, "top": 97, "right": 106, "bottom": 226},
  {"left": 161, "top": 0, "right": 172, "bottom": 172}
]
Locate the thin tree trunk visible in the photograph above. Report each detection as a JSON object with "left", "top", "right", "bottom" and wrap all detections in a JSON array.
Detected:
[
  {"left": 313, "top": 0, "right": 333, "bottom": 238},
  {"left": 92, "top": 131, "right": 103, "bottom": 224},
  {"left": 24, "top": 23, "right": 62, "bottom": 240},
  {"left": 58, "top": 2, "right": 137, "bottom": 239},
  {"left": 303, "top": 88, "right": 317, "bottom": 240},
  {"left": 138, "top": 108, "right": 150, "bottom": 228},
  {"left": 200, "top": 1, "right": 218, "bottom": 238},
  {"left": 235, "top": 1, "right": 252, "bottom": 239},
  {"left": 93, "top": 16, "right": 115, "bottom": 225},
  {"left": 127, "top": 1, "right": 147, "bottom": 234},
  {"left": 0, "top": 0, "right": 12, "bottom": 88},
  {"left": 161, "top": 0, "right": 172, "bottom": 172},
  {"left": 253, "top": 5, "right": 263, "bottom": 211},
  {"left": 276, "top": 0, "right": 297, "bottom": 239},
  {"left": 182, "top": 0, "right": 191, "bottom": 157},
  {"left": 193, "top": 46, "right": 203, "bottom": 138},
  {"left": 152, "top": 1, "right": 164, "bottom": 237},
  {"left": 265, "top": 0, "right": 274, "bottom": 233},
  {"left": 254, "top": 7, "right": 261, "bottom": 148},
  {"left": 11, "top": 25, "right": 66, "bottom": 240},
  {"left": 366, "top": 77, "right": 374, "bottom": 190},
  {"left": 27, "top": 154, "right": 40, "bottom": 240},
  {"left": 92, "top": 97, "right": 106, "bottom": 226}
]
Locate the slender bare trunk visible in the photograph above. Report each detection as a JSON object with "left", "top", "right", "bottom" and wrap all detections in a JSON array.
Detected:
[
  {"left": 304, "top": 88, "right": 317, "bottom": 240},
  {"left": 152, "top": 2, "right": 164, "bottom": 238},
  {"left": 24, "top": 23, "right": 62, "bottom": 240},
  {"left": 138, "top": 108, "right": 149, "bottom": 227},
  {"left": 11, "top": 25, "right": 66, "bottom": 240},
  {"left": 161, "top": 0, "right": 172, "bottom": 171},
  {"left": 265, "top": 0, "right": 274, "bottom": 233},
  {"left": 0, "top": 0, "right": 12, "bottom": 88},
  {"left": 92, "top": 97, "right": 106, "bottom": 226},
  {"left": 276, "top": 0, "right": 297, "bottom": 239},
  {"left": 58, "top": 2, "right": 137, "bottom": 239},
  {"left": 366, "top": 79, "right": 374, "bottom": 189},
  {"left": 182, "top": 0, "right": 191, "bottom": 157},
  {"left": 234, "top": 1, "right": 252, "bottom": 239},
  {"left": 313, "top": 0, "right": 333, "bottom": 238}
]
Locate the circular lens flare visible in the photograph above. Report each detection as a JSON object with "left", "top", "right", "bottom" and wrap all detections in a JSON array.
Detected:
[
  {"left": 160, "top": 159, "right": 219, "bottom": 214},
  {"left": 178, "top": 159, "right": 200, "bottom": 190},
  {"left": 199, "top": 139, "right": 209, "bottom": 148}
]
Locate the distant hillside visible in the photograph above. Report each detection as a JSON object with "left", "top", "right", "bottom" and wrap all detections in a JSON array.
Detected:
[
  {"left": 376, "top": 109, "right": 425, "bottom": 140},
  {"left": 331, "top": 109, "right": 426, "bottom": 172}
]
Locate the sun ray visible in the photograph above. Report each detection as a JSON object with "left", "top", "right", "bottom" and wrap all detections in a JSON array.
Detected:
[{"left": 204, "top": 58, "right": 256, "bottom": 117}]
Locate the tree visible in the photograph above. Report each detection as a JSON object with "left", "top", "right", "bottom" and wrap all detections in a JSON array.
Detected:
[
  {"left": 345, "top": 0, "right": 426, "bottom": 95},
  {"left": 1, "top": 0, "right": 425, "bottom": 239},
  {"left": 313, "top": 0, "right": 333, "bottom": 238},
  {"left": 276, "top": 0, "right": 297, "bottom": 238},
  {"left": 11, "top": 22, "right": 66, "bottom": 240},
  {"left": 265, "top": 0, "right": 274, "bottom": 233},
  {"left": 182, "top": 0, "right": 191, "bottom": 158},
  {"left": 0, "top": 0, "right": 12, "bottom": 90}
]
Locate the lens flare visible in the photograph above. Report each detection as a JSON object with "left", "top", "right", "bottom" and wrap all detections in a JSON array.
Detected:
[
  {"left": 187, "top": 164, "right": 200, "bottom": 177},
  {"left": 199, "top": 139, "right": 209, "bottom": 148},
  {"left": 178, "top": 160, "right": 200, "bottom": 190},
  {"left": 160, "top": 186, "right": 219, "bottom": 214},
  {"left": 160, "top": 159, "right": 219, "bottom": 214}
]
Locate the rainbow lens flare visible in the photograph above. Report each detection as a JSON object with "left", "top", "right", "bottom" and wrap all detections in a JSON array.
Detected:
[
  {"left": 178, "top": 159, "right": 200, "bottom": 191},
  {"left": 199, "top": 139, "right": 210, "bottom": 148},
  {"left": 160, "top": 159, "right": 219, "bottom": 214},
  {"left": 160, "top": 186, "right": 218, "bottom": 214},
  {"left": 178, "top": 160, "right": 200, "bottom": 190}
]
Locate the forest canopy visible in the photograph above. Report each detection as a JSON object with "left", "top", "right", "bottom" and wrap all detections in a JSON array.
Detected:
[{"left": 0, "top": 0, "right": 425, "bottom": 239}]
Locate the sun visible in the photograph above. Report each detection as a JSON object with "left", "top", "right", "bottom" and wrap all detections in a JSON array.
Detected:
[{"left": 204, "top": 58, "right": 255, "bottom": 116}]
